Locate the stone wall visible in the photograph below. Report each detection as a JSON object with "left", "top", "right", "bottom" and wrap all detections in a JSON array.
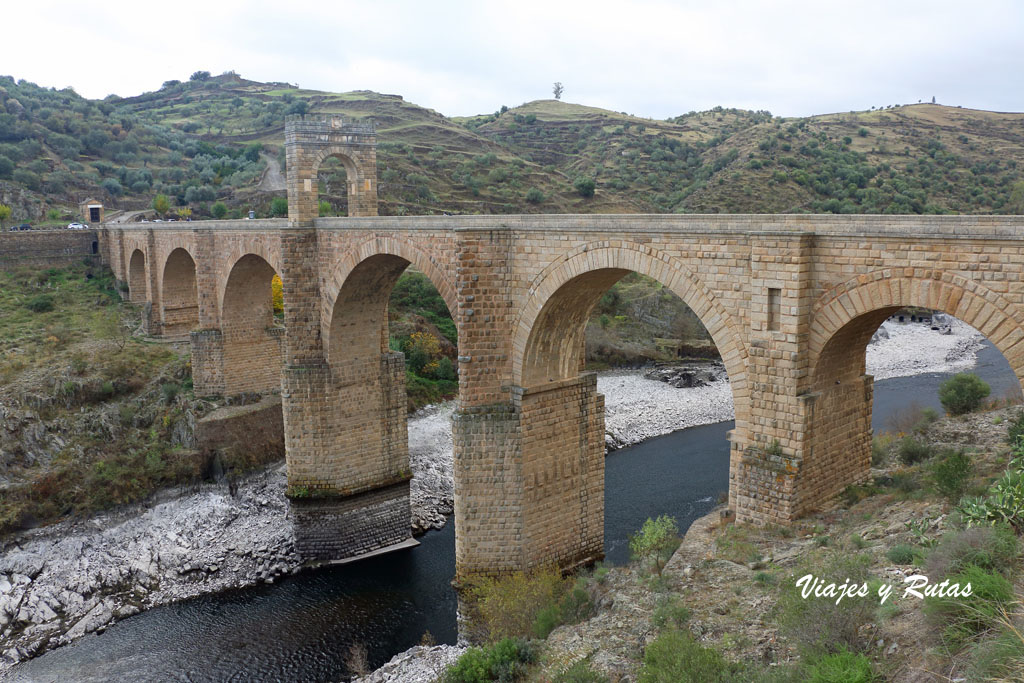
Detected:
[
  {"left": 291, "top": 480, "right": 411, "bottom": 561},
  {"left": 0, "top": 230, "right": 99, "bottom": 269},
  {"left": 195, "top": 395, "right": 285, "bottom": 466}
]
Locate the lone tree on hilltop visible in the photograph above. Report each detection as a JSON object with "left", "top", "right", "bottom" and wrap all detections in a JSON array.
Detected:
[
  {"left": 190, "top": 70, "right": 211, "bottom": 82},
  {"left": 553, "top": 82, "right": 564, "bottom": 100}
]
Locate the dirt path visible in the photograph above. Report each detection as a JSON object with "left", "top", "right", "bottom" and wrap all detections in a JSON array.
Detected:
[{"left": 256, "top": 153, "right": 285, "bottom": 192}]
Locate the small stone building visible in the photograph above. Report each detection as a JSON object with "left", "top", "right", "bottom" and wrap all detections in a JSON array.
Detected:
[{"left": 79, "top": 198, "right": 103, "bottom": 224}]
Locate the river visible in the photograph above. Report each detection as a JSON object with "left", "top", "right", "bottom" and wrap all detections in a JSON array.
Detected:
[{"left": 6, "top": 340, "right": 1017, "bottom": 682}]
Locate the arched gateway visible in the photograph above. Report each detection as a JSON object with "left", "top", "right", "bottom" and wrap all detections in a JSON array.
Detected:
[{"left": 97, "top": 118, "right": 1024, "bottom": 580}]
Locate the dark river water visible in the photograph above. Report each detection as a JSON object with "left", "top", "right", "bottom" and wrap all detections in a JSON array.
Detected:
[{"left": 7, "top": 340, "right": 1017, "bottom": 682}]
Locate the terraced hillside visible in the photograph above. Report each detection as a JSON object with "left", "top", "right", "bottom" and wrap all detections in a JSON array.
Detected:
[{"left": 1, "top": 71, "right": 1024, "bottom": 223}]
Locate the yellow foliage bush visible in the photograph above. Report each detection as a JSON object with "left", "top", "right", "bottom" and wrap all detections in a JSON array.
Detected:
[{"left": 271, "top": 274, "right": 284, "bottom": 316}]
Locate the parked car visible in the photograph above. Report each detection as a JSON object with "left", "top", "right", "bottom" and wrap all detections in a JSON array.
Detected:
[
  {"left": 67, "top": 222, "right": 86, "bottom": 230},
  {"left": 15, "top": 223, "right": 31, "bottom": 231}
]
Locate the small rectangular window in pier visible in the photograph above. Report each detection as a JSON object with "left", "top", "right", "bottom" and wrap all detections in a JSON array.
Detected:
[{"left": 767, "top": 288, "right": 781, "bottom": 332}]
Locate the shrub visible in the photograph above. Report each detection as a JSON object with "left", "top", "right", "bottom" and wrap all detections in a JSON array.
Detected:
[
  {"left": 630, "top": 515, "right": 681, "bottom": 576},
  {"left": 573, "top": 176, "right": 596, "bottom": 198},
  {"left": 270, "top": 197, "right": 288, "bottom": 216},
  {"left": 804, "top": 649, "right": 873, "bottom": 683},
  {"left": 160, "top": 382, "right": 180, "bottom": 404},
  {"left": 926, "top": 524, "right": 1019, "bottom": 578},
  {"left": 651, "top": 596, "right": 691, "bottom": 629},
  {"left": 638, "top": 629, "right": 738, "bottom": 682},
  {"left": 925, "top": 564, "right": 1014, "bottom": 647},
  {"left": 886, "top": 544, "right": 917, "bottom": 565},
  {"left": 931, "top": 449, "right": 973, "bottom": 502},
  {"left": 939, "top": 373, "right": 990, "bottom": 415},
  {"left": 463, "top": 566, "right": 567, "bottom": 642},
  {"left": 532, "top": 577, "right": 593, "bottom": 639},
  {"left": 1007, "top": 410, "right": 1024, "bottom": 447},
  {"left": 525, "top": 187, "right": 545, "bottom": 204},
  {"left": 777, "top": 552, "right": 876, "bottom": 655},
  {"left": 443, "top": 638, "right": 536, "bottom": 683},
  {"left": 553, "top": 660, "right": 609, "bottom": 683},
  {"left": 25, "top": 294, "right": 55, "bottom": 313},
  {"left": 211, "top": 201, "right": 228, "bottom": 219},
  {"left": 897, "top": 437, "right": 933, "bottom": 465},
  {"left": 958, "top": 457, "right": 1024, "bottom": 533}
]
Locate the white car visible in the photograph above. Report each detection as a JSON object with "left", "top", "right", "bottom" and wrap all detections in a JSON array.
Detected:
[{"left": 67, "top": 222, "right": 87, "bottom": 230}]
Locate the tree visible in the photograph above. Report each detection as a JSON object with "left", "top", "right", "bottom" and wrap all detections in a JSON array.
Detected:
[
  {"left": 573, "top": 176, "right": 596, "bottom": 198},
  {"left": 270, "top": 197, "right": 289, "bottom": 216},
  {"left": 525, "top": 187, "right": 545, "bottom": 204},
  {"left": 629, "top": 515, "right": 679, "bottom": 576},
  {"left": 152, "top": 194, "right": 170, "bottom": 217},
  {"left": 211, "top": 201, "right": 228, "bottom": 219},
  {"left": 553, "top": 82, "right": 564, "bottom": 100},
  {"left": 189, "top": 70, "right": 211, "bottom": 82},
  {"left": 0, "top": 203, "right": 11, "bottom": 228},
  {"left": 176, "top": 207, "right": 192, "bottom": 221}
]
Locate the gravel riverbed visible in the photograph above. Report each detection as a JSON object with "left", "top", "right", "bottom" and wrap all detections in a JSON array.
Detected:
[{"left": 0, "top": 319, "right": 985, "bottom": 673}]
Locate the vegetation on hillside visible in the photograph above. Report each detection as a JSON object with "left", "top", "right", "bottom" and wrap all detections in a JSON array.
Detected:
[{"left": 2, "top": 71, "right": 1024, "bottom": 223}]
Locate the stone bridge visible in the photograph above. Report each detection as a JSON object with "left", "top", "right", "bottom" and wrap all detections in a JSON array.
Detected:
[{"left": 98, "top": 116, "right": 1024, "bottom": 579}]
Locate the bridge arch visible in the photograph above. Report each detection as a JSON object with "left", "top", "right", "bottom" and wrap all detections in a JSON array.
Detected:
[
  {"left": 809, "top": 270, "right": 1024, "bottom": 387},
  {"left": 512, "top": 243, "right": 749, "bottom": 427},
  {"left": 802, "top": 270, "right": 1024, "bottom": 516},
  {"left": 220, "top": 253, "right": 285, "bottom": 395},
  {"left": 161, "top": 247, "right": 199, "bottom": 337},
  {"left": 128, "top": 249, "right": 147, "bottom": 303},
  {"left": 323, "top": 237, "right": 457, "bottom": 363}
]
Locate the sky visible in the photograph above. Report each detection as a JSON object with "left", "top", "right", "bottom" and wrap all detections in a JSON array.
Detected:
[{"left": 5, "top": 0, "right": 1023, "bottom": 119}]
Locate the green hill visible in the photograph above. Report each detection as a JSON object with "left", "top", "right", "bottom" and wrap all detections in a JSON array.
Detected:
[{"left": 1, "top": 70, "right": 1023, "bottom": 224}]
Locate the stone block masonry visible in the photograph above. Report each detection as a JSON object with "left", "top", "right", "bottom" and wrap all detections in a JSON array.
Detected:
[
  {"left": 0, "top": 229, "right": 100, "bottom": 268},
  {"left": 98, "top": 115, "right": 1024, "bottom": 578},
  {"left": 291, "top": 480, "right": 412, "bottom": 561}
]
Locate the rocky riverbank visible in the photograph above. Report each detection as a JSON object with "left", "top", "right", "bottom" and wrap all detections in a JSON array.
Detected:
[{"left": 0, "top": 318, "right": 987, "bottom": 673}]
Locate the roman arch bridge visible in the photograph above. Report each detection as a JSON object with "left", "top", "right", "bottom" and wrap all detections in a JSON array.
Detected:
[{"left": 98, "top": 116, "right": 1024, "bottom": 578}]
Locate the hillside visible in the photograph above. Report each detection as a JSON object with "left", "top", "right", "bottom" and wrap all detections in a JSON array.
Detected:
[{"left": 2, "top": 71, "right": 1024, "bottom": 223}]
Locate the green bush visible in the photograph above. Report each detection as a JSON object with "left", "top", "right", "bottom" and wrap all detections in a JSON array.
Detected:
[
  {"left": 160, "top": 382, "right": 180, "bottom": 404},
  {"left": 939, "top": 373, "right": 990, "bottom": 415},
  {"left": 926, "top": 524, "right": 1019, "bottom": 578},
  {"left": 1007, "top": 410, "right": 1024, "bottom": 447},
  {"left": 270, "top": 196, "right": 288, "bottom": 216},
  {"left": 931, "top": 449, "right": 973, "bottom": 502},
  {"left": 573, "top": 176, "right": 596, "bottom": 198},
  {"left": 897, "top": 437, "right": 933, "bottom": 465},
  {"left": 638, "top": 629, "right": 738, "bottom": 682},
  {"left": 463, "top": 566, "right": 568, "bottom": 642},
  {"left": 525, "top": 187, "right": 545, "bottom": 204},
  {"left": 886, "top": 544, "right": 917, "bottom": 565},
  {"left": 925, "top": 564, "right": 1014, "bottom": 647},
  {"left": 211, "top": 201, "right": 228, "bottom": 219},
  {"left": 777, "top": 552, "right": 876, "bottom": 655},
  {"left": 443, "top": 638, "right": 537, "bottom": 683},
  {"left": 25, "top": 294, "right": 55, "bottom": 313},
  {"left": 958, "top": 456, "right": 1024, "bottom": 533},
  {"left": 651, "top": 596, "right": 691, "bottom": 629},
  {"left": 804, "top": 649, "right": 874, "bottom": 683},
  {"left": 553, "top": 660, "right": 609, "bottom": 683}
]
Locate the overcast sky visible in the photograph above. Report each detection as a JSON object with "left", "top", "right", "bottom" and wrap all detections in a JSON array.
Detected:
[{"left": 6, "top": 1, "right": 1023, "bottom": 118}]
